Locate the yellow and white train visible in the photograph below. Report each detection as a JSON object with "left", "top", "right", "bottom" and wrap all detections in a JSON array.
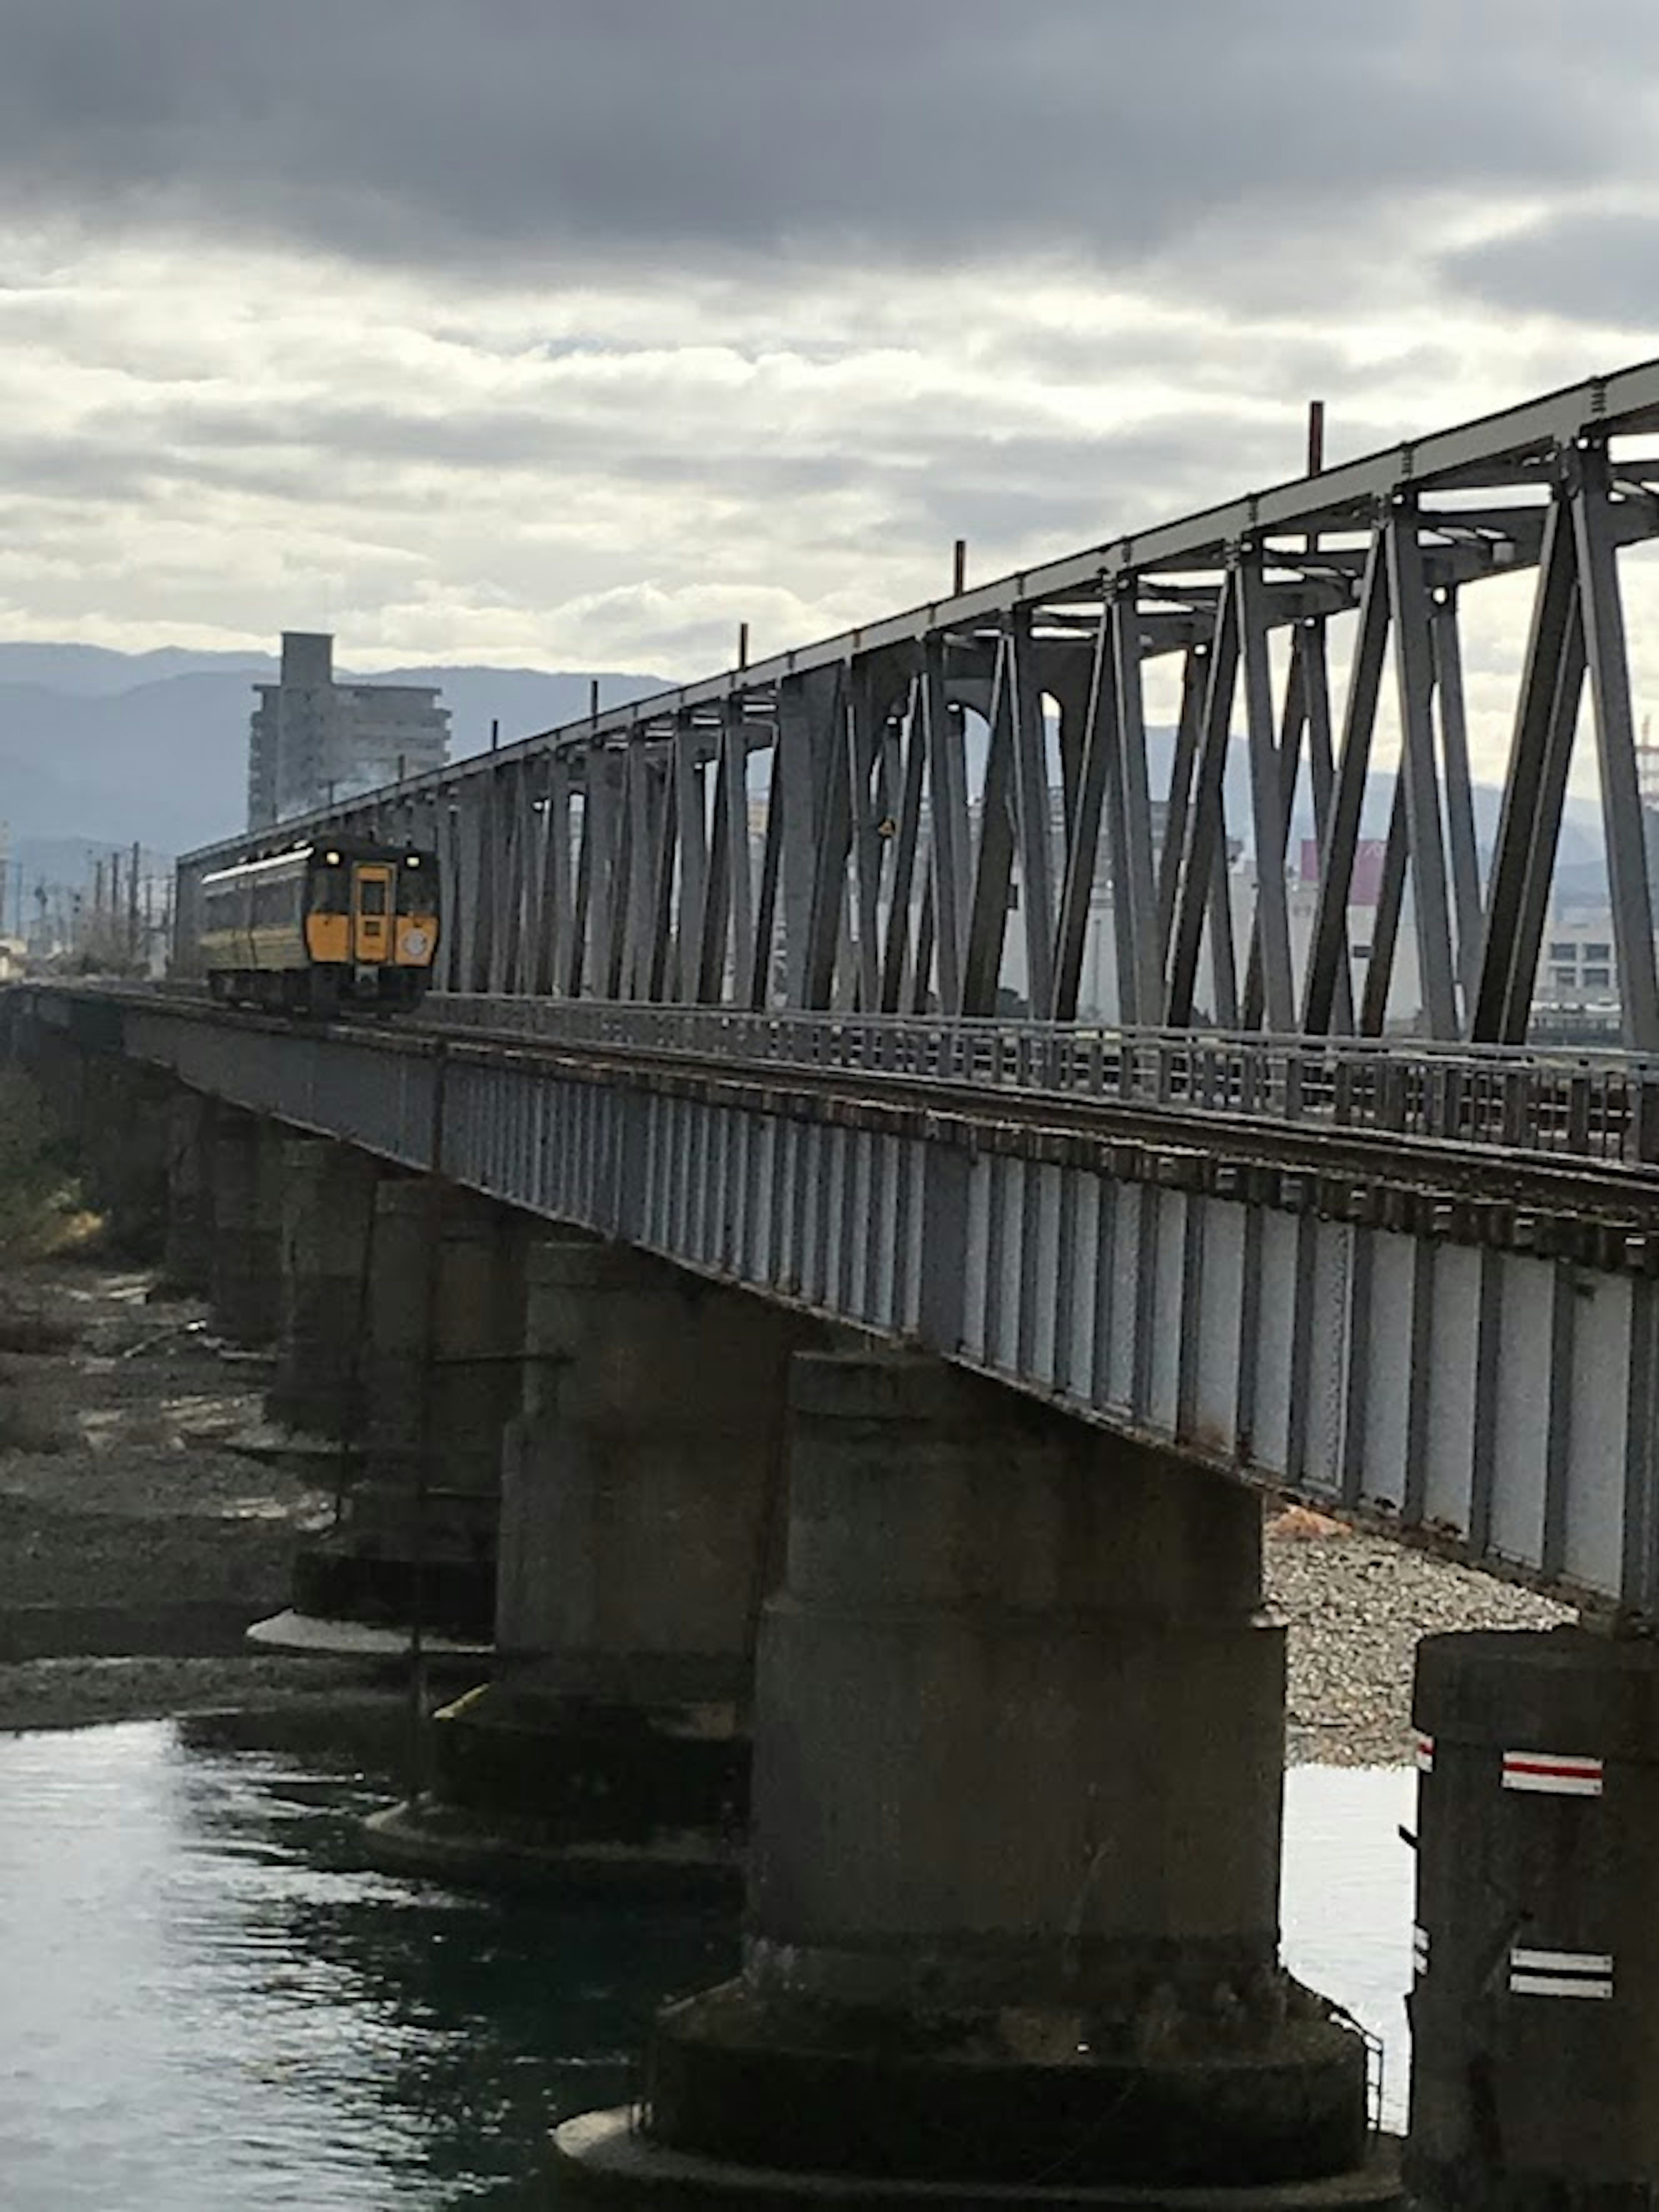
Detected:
[{"left": 196, "top": 839, "right": 440, "bottom": 1015}]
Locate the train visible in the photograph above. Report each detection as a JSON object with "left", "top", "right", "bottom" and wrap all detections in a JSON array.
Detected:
[{"left": 196, "top": 838, "right": 440, "bottom": 1015}]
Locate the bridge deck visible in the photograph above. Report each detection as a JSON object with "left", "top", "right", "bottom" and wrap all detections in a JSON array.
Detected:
[{"left": 20, "top": 983, "right": 1659, "bottom": 1623}]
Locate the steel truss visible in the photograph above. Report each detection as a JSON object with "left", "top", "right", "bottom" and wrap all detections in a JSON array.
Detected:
[{"left": 177, "top": 362, "right": 1659, "bottom": 1049}]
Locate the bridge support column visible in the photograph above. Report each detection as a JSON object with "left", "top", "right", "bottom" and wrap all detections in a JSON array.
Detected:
[
  {"left": 77, "top": 1058, "right": 170, "bottom": 1258},
  {"left": 365, "top": 1239, "right": 819, "bottom": 1885},
  {"left": 556, "top": 1350, "right": 1400, "bottom": 2208},
  {"left": 207, "top": 1109, "right": 284, "bottom": 1346},
  {"left": 266, "top": 1135, "right": 380, "bottom": 1440},
  {"left": 161, "top": 1088, "right": 215, "bottom": 1295},
  {"left": 1407, "top": 1628, "right": 1659, "bottom": 2209},
  {"left": 286, "top": 1179, "right": 528, "bottom": 1642}
]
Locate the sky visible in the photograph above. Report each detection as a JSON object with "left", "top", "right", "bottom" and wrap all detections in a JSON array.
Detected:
[{"left": 3, "top": 0, "right": 1659, "bottom": 786}]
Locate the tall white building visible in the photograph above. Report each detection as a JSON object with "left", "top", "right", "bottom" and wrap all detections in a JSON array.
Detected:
[{"left": 248, "top": 632, "right": 449, "bottom": 829}]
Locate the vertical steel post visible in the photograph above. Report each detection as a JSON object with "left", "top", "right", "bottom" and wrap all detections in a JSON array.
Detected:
[
  {"left": 1109, "top": 590, "right": 1161, "bottom": 1024},
  {"left": 1008, "top": 609, "right": 1057, "bottom": 1018},
  {"left": 1571, "top": 440, "right": 1659, "bottom": 1051},
  {"left": 922, "top": 634, "right": 972, "bottom": 1014},
  {"left": 1430, "top": 587, "right": 1484, "bottom": 1003},
  {"left": 1386, "top": 506, "right": 1459, "bottom": 1039},
  {"left": 1239, "top": 549, "right": 1296, "bottom": 1032}
]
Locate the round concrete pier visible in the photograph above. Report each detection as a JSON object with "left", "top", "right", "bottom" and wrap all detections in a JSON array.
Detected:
[
  {"left": 359, "top": 1240, "right": 817, "bottom": 1883},
  {"left": 208, "top": 1109, "right": 283, "bottom": 1346},
  {"left": 556, "top": 1351, "right": 1390, "bottom": 2204},
  {"left": 266, "top": 1135, "right": 378, "bottom": 1439},
  {"left": 289, "top": 1180, "right": 527, "bottom": 1640},
  {"left": 1408, "top": 1626, "right": 1659, "bottom": 2208}
]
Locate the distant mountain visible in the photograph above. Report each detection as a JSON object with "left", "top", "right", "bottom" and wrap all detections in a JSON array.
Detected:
[
  {"left": 0, "top": 639, "right": 1622, "bottom": 906},
  {"left": 0, "top": 647, "right": 665, "bottom": 861}
]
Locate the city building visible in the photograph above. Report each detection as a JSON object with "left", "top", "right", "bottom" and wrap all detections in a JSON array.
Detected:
[{"left": 248, "top": 633, "right": 449, "bottom": 829}]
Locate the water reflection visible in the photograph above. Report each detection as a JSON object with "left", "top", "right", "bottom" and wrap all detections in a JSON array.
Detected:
[
  {"left": 0, "top": 1728, "right": 1414, "bottom": 2209},
  {"left": 0, "top": 1723, "right": 734, "bottom": 2211},
  {"left": 1282, "top": 1765, "right": 1416, "bottom": 2133}
]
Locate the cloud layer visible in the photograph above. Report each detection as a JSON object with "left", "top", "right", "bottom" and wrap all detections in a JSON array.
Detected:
[
  {"left": 3, "top": 0, "right": 1659, "bottom": 806},
  {"left": 0, "top": 1, "right": 1649, "bottom": 279}
]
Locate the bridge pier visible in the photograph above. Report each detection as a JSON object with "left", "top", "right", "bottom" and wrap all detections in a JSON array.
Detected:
[
  {"left": 556, "top": 1349, "right": 1400, "bottom": 2208},
  {"left": 266, "top": 1134, "right": 381, "bottom": 1440},
  {"left": 207, "top": 1107, "right": 284, "bottom": 1347},
  {"left": 161, "top": 1088, "right": 215, "bottom": 1296},
  {"left": 283, "top": 1178, "right": 528, "bottom": 1642},
  {"left": 1407, "top": 1627, "right": 1659, "bottom": 2208},
  {"left": 75, "top": 1057, "right": 171, "bottom": 1259},
  {"left": 365, "top": 1239, "right": 819, "bottom": 1885}
]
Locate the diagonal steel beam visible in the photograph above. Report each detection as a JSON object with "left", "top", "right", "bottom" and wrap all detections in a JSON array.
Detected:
[
  {"left": 1471, "top": 496, "right": 1582, "bottom": 1043},
  {"left": 1166, "top": 576, "right": 1241, "bottom": 1026},
  {"left": 1302, "top": 533, "right": 1389, "bottom": 1034}
]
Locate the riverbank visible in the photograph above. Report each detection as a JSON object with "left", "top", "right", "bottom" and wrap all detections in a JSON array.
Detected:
[
  {"left": 0, "top": 1254, "right": 1571, "bottom": 1753},
  {"left": 0, "top": 1253, "right": 394, "bottom": 1729}
]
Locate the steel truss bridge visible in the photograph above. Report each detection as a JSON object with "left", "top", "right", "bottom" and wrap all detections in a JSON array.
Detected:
[
  {"left": 38, "top": 359, "right": 1659, "bottom": 1621},
  {"left": 179, "top": 358, "right": 1659, "bottom": 1052}
]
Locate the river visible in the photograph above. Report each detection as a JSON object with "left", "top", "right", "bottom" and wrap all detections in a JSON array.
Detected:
[{"left": 0, "top": 1721, "right": 1414, "bottom": 2209}]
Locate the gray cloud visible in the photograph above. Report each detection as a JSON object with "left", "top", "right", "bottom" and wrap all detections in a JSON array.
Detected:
[
  {"left": 1441, "top": 208, "right": 1659, "bottom": 326},
  {"left": 0, "top": 0, "right": 1645, "bottom": 278}
]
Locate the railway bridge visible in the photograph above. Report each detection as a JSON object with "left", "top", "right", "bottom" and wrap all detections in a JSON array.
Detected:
[{"left": 16, "top": 361, "right": 1659, "bottom": 2205}]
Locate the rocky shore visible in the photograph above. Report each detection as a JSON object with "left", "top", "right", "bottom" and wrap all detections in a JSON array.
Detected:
[
  {"left": 0, "top": 1255, "right": 388, "bottom": 1730},
  {"left": 0, "top": 1255, "right": 1571, "bottom": 1755}
]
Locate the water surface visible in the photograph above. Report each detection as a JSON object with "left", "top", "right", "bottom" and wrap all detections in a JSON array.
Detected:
[{"left": 0, "top": 1726, "right": 1414, "bottom": 2209}]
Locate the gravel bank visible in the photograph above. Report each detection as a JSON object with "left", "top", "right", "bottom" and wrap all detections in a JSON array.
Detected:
[
  {"left": 0, "top": 1256, "right": 390, "bottom": 1730},
  {"left": 0, "top": 1257, "right": 1576, "bottom": 1756},
  {"left": 1270, "top": 1511, "right": 1570, "bottom": 1766}
]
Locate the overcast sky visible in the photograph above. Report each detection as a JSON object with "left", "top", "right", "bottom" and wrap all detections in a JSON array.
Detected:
[{"left": 3, "top": 1, "right": 1658, "bottom": 780}]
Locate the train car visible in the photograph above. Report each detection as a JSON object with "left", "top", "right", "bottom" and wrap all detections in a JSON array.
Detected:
[{"left": 197, "top": 839, "right": 440, "bottom": 1015}]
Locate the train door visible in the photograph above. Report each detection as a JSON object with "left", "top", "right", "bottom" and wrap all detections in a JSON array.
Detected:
[{"left": 351, "top": 863, "right": 394, "bottom": 967}]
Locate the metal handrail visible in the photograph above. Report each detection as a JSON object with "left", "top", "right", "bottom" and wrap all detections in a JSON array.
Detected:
[{"left": 423, "top": 993, "right": 1659, "bottom": 1170}]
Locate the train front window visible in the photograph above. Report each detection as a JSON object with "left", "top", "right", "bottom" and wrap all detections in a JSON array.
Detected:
[
  {"left": 309, "top": 868, "right": 349, "bottom": 915},
  {"left": 396, "top": 861, "right": 431, "bottom": 913},
  {"left": 356, "top": 875, "right": 388, "bottom": 916}
]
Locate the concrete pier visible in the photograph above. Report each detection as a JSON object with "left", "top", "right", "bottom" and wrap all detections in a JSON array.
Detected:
[
  {"left": 266, "top": 1135, "right": 380, "bottom": 1440},
  {"left": 1408, "top": 1627, "right": 1659, "bottom": 2209},
  {"left": 76, "top": 1058, "right": 170, "bottom": 1259},
  {"left": 555, "top": 1351, "right": 1400, "bottom": 2208},
  {"left": 207, "top": 1108, "right": 284, "bottom": 1347},
  {"left": 161, "top": 1088, "right": 215, "bottom": 1295},
  {"left": 367, "top": 1239, "right": 819, "bottom": 1885},
  {"left": 288, "top": 1178, "right": 527, "bottom": 1640}
]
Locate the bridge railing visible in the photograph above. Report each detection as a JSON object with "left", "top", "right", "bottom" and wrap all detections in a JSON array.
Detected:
[{"left": 427, "top": 996, "right": 1659, "bottom": 1170}]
